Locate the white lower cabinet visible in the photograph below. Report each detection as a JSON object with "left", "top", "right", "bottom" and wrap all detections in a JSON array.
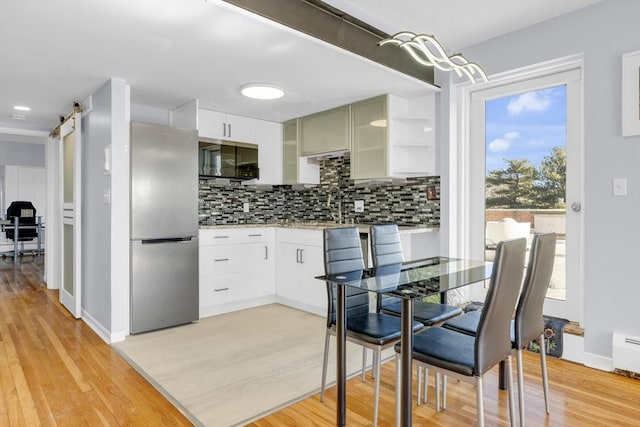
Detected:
[
  {"left": 199, "top": 228, "right": 275, "bottom": 318},
  {"left": 199, "top": 227, "right": 330, "bottom": 317},
  {"left": 275, "top": 229, "right": 326, "bottom": 316}
]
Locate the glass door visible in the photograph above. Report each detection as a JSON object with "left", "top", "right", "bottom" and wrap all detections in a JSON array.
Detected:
[{"left": 466, "top": 68, "right": 583, "bottom": 322}]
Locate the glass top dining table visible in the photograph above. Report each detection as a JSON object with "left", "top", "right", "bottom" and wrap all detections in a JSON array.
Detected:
[{"left": 317, "top": 256, "right": 493, "bottom": 427}]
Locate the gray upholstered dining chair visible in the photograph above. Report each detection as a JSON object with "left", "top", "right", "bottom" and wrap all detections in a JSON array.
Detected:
[
  {"left": 370, "top": 224, "right": 463, "bottom": 403},
  {"left": 320, "top": 227, "right": 423, "bottom": 427},
  {"left": 394, "top": 237, "right": 526, "bottom": 427},
  {"left": 442, "top": 232, "right": 557, "bottom": 426},
  {"left": 370, "top": 224, "right": 463, "bottom": 326}
]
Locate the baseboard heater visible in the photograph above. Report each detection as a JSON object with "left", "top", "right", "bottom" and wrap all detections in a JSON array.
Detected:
[{"left": 612, "top": 332, "right": 640, "bottom": 373}]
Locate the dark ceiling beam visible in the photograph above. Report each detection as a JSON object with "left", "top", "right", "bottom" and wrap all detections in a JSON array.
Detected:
[{"left": 222, "top": 0, "right": 434, "bottom": 86}]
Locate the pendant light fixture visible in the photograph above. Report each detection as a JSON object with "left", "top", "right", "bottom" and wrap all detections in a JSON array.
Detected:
[{"left": 379, "top": 31, "right": 488, "bottom": 84}]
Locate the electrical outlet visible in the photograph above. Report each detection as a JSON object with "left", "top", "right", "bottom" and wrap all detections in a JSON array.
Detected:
[
  {"left": 613, "top": 178, "right": 627, "bottom": 196},
  {"left": 243, "top": 202, "right": 250, "bottom": 212},
  {"left": 354, "top": 200, "right": 364, "bottom": 212}
]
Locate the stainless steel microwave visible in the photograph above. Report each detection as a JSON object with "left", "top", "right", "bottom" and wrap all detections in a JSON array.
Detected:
[{"left": 198, "top": 139, "right": 259, "bottom": 180}]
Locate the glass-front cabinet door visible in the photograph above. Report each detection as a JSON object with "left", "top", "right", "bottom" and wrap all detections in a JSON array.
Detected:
[
  {"left": 351, "top": 95, "right": 388, "bottom": 180},
  {"left": 283, "top": 119, "right": 298, "bottom": 184},
  {"left": 299, "top": 105, "right": 350, "bottom": 156}
]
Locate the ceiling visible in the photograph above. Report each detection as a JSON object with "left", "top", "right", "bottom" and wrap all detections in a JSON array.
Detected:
[{"left": 0, "top": 0, "right": 600, "bottom": 143}]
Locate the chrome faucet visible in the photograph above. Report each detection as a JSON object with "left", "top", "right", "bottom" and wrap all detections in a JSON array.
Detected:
[{"left": 326, "top": 186, "right": 342, "bottom": 224}]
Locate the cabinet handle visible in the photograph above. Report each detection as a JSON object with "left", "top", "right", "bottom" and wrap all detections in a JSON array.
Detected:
[
  {"left": 214, "top": 258, "right": 229, "bottom": 262},
  {"left": 264, "top": 245, "right": 268, "bottom": 260},
  {"left": 222, "top": 123, "right": 226, "bottom": 137},
  {"left": 295, "top": 248, "right": 300, "bottom": 263},
  {"left": 214, "top": 235, "right": 229, "bottom": 239},
  {"left": 214, "top": 287, "right": 229, "bottom": 292},
  {"left": 299, "top": 248, "right": 305, "bottom": 264},
  {"left": 228, "top": 123, "right": 231, "bottom": 138},
  {"left": 248, "top": 234, "right": 262, "bottom": 237}
]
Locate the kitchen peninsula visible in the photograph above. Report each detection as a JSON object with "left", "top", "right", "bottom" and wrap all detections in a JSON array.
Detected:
[{"left": 199, "top": 222, "right": 436, "bottom": 319}]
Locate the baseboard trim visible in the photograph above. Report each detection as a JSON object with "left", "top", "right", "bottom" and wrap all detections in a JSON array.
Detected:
[
  {"left": 81, "top": 309, "right": 112, "bottom": 343},
  {"left": 584, "top": 351, "right": 614, "bottom": 372},
  {"left": 275, "top": 296, "right": 325, "bottom": 317},
  {"left": 561, "top": 333, "right": 585, "bottom": 364},
  {"left": 200, "top": 295, "right": 278, "bottom": 319}
]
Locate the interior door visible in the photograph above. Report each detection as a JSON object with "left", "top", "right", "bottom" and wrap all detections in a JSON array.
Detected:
[{"left": 59, "top": 113, "right": 82, "bottom": 318}]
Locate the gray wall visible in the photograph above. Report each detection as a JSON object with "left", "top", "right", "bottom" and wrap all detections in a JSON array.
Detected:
[
  {"left": 81, "top": 80, "right": 113, "bottom": 330},
  {"left": 0, "top": 140, "right": 45, "bottom": 178},
  {"left": 439, "top": 0, "right": 640, "bottom": 360}
]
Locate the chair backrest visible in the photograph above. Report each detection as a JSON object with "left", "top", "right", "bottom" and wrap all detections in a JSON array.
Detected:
[
  {"left": 370, "top": 224, "right": 404, "bottom": 312},
  {"left": 370, "top": 224, "right": 404, "bottom": 267},
  {"left": 5, "top": 201, "right": 37, "bottom": 240},
  {"left": 514, "top": 233, "right": 557, "bottom": 347},
  {"left": 475, "top": 237, "right": 526, "bottom": 375},
  {"left": 323, "top": 227, "right": 367, "bottom": 327}
]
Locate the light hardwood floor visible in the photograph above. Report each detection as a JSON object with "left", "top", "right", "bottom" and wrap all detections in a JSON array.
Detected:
[
  {"left": 0, "top": 258, "right": 191, "bottom": 426},
  {"left": 2, "top": 258, "right": 639, "bottom": 426}
]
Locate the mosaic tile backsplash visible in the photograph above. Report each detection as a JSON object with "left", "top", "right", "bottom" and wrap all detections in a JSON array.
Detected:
[{"left": 199, "top": 156, "right": 440, "bottom": 227}]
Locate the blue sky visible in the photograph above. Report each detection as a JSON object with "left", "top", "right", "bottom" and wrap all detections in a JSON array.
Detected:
[{"left": 485, "top": 85, "right": 566, "bottom": 174}]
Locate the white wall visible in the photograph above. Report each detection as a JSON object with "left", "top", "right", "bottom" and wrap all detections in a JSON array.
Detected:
[{"left": 439, "top": 0, "right": 640, "bottom": 362}]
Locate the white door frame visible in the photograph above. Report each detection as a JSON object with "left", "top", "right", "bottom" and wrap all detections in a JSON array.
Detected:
[
  {"left": 45, "top": 134, "right": 61, "bottom": 289},
  {"left": 451, "top": 54, "right": 585, "bottom": 324},
  {"left": 59, "top": 113, "right": 82, "bottom": 318}
]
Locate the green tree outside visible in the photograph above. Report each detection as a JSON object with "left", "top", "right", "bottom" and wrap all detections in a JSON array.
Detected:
[{"left": 486, "top": 147, "right": 566, "bottom": 209}]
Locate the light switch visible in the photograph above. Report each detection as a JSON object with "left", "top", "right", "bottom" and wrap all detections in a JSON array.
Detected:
[
  {"left": 354, "top": 200, "right": 364, "bottom": 212},
  {"left": 243, "top": 202, "right": 250, "bottom": 212},
  {"left": 613, "top": 178, "right": 627, "bottom": 196}
]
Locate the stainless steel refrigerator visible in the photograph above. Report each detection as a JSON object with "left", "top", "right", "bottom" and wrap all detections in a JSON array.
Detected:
[{"left": 130, "top": 122, "right": 199, "bottom": 334}]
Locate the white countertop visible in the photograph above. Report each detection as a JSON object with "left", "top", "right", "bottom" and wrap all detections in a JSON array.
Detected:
[{"left": 200, "top": 222, "right": 438, "bottom": 234}]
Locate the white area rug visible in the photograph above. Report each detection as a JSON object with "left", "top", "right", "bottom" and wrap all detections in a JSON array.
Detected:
[{"left": 114, "top": 304, "right": 372, "bottom": 426}]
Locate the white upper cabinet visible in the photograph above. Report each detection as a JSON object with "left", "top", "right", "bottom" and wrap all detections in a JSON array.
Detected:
[
  {"left": 351, "top": 94, "right": 436, "bottom": 181},
  {"left": 254, "top": 119, "right": 283, "bottom": 185},
  {"left": 299, "top": 105, "right": 350, "bottom": 156},
  {"left": 198, "top": 108, "right": 256, "bottom": 143},
  {"left": 197, "top": 108, "right": 282, "bottom": 184}
]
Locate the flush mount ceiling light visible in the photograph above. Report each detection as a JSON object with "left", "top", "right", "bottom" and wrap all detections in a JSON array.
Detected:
[
  {"left": 13, "top": 105, "right": 31, "bottom": 111},
  {"left": 379, "top": 32, "right": 488, "bottom": 84},
  {"left": 240, "top": 84, "right": 285, "bottom": 100}
]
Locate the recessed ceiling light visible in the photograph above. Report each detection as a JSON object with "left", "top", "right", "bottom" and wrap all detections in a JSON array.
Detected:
[
  {"left": 240, "top": 84, "right": 284, "bottom": 100},
  {"left": 13, "top": 105, "right": 31, "bottom": 111}
]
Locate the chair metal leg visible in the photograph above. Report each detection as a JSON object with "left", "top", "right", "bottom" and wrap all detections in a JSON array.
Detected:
[
  {"left": 362, "top": 348, "right": 367, "bottom": 382},
  {"left": 507, "top": 355, "right": 516, "bottom": 427},
  {"left": 517, "top": 348, "right": 526, "bottom": 427},
  {"left": 423, "top": 368, "right": 429, "bottom": 404},
  {"left": 476, "top": 375, "right": 485, "bottom": 427},
  {"left": 395, "top": 353, "right": 401, "bottom": 427},
  {"left": 539, "top": 334, "right": 550, "bottom": 414},
  {"left": 435, "top": 372, "right": 441, "bottom": 412},
  {"left": 442, "top": 375, "right": 447, "bottom": 410},
  {"left": 373, "top": 349, "right": 381, "bottom": 427},
  {"left": 372, "top": 350, "right": 379, "bottom": 380},
  {"left": 417, "top": 366, "right": 422, "bottom": 405},
  {"left": 320, "top": 329, "right": 330, "bottom": 402}
]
